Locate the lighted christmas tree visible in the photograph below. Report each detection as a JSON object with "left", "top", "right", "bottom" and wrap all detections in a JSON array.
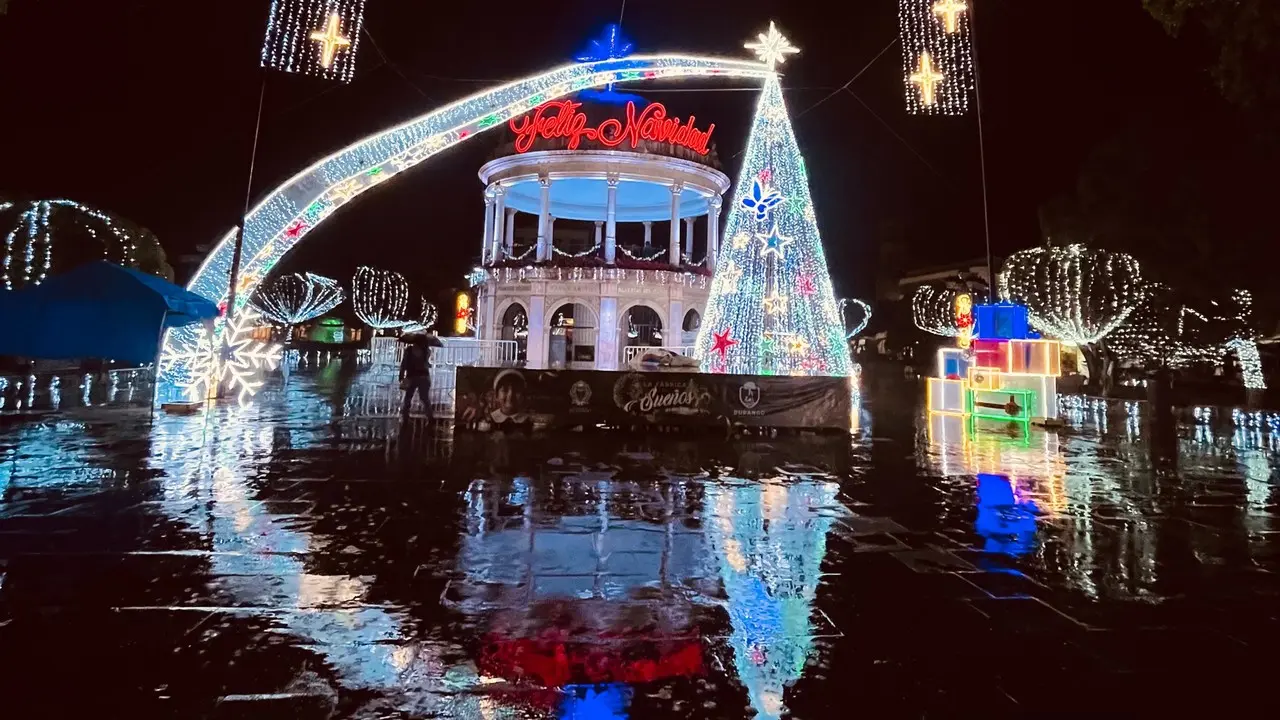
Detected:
[{"left": 696, "top": 28, "right": 852, "bottom": 377}]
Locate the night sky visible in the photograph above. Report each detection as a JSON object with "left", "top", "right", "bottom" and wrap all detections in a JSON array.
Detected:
[{"left": 0, "top": 0, "right": 1218, "bottom": 302}]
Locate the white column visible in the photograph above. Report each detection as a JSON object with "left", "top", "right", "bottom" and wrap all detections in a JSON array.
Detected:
[
  {"left": 643, "top": 221, "right": 653, "bottom": 248},
  {"left": 668, "top": 183, "right": 683, "bottom": 268},
  {"left": 683, "top": 217, "right": 695, "bottom": 264},
  {"left": 491, "top": 186, "right": 507, "bottom": 263},
  {"left": 547, "top": 216, "right": 556, "bottom": 258},
  {"left": 597, "top": 295, "right": 619, "bottom": 370},
  {"left": 526, "top": 292, "right": 546, "bottom": 369},
  {"left": 707, "top": 196, "right": 722, "bottom": 271},
  {"left": 667, "top": 299, "right": 683, "bottom": 348},
  {"left": 605, "top": 174, "right": 619, "bottom": 264},
  {"left": 482, "top": 283, "right": 497, "bottom": 340},
  {"left": 481, "top": 191, "right": 496, "bottom": 265},
  {"left": 504, "top": 209, "right": 515, "bottom": 256},
  {"left": 594, "top": 221, "right": 603, "bottom": 254},
  {"left": 536, "top": 176, "right": 551, "bottom": 262}
]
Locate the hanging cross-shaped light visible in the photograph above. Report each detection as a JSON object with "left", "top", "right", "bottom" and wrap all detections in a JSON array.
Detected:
[
  {"left": 310, "top": 13, "right": 351, "bottom": 70},
  {"left": 932, "top": 0, "right": 969, "bottom": 33},
  {"left": 910, "top": 51, "right": 946, "bottom": 107}
]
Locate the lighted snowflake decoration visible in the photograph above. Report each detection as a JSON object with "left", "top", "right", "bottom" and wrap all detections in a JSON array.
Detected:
[
  {"left": 159, "top": 309, "right": 282, "bottom": 406},
  {"left": 745, "top": 21, "right": 800, "bottom": 70}
]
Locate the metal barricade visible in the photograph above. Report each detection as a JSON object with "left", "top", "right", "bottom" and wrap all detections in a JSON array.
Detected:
[{"left": 622, "top": 345, "right": 697, "bottom": 365}]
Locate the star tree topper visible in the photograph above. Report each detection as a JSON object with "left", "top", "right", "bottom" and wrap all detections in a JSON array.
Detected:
[{"left": 745, "top": 21, "right": 800, "bottom": 70}]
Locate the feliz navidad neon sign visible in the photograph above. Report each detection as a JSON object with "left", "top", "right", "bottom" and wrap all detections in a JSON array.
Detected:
[{"left": 509, "top": 100, "right": 715, "bottom": 155}]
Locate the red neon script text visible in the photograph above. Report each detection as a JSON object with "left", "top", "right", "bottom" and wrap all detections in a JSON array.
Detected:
[{"left": 509, "top": 100, "right": 715, "bottom": 155}]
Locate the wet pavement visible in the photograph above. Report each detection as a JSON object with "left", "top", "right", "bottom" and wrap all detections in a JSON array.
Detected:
[{"left": 1, "top": 364, "right": 1278, "bottom": 718}]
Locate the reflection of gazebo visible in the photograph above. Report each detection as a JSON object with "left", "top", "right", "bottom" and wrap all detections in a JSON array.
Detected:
[
  {"left": 460, "top": 474, "right": 716, "bottom": 604},
  {"left": 456, "top": 474, "right": 715, "bottom": 695}
]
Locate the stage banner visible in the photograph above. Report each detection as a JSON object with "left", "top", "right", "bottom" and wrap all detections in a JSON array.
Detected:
[{"left": 455, "top": 368, "right": 851, "bottom": 432}]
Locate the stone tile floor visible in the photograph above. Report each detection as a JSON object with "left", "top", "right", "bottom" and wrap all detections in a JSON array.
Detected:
[{"left": 0, "top": 371, "right": 1278, "bottom": 718}]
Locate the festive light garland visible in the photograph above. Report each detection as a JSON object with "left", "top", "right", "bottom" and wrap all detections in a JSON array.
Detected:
[
  {"left": 997, "top": 244, "right": 1143, "bottom": 345},
  {"left": 695, "top": 28, "right": 852, "bottom": 378},
  {"left": 472, "top": 264, "right": 710, "bottom": 289},
  {"left": 351, "top": 266, "right": 410, "bottom": 331},
  {"left": 552, "top": 241, "right": 603, "bottom": 258},
  {"left": 899, "top": 0, "right": 974, "bottom": 115},
  {"left": 1, "top": 198, "right": 158, "bottom": 290},
  {"left": 911, "top": 284, "right": 967, "bottom": 337},
  {"left": 618, "top": 245, "right": 668, "bottom": 261},
  {"left": 261, "top": 0, "right": 367, "bottom": 83},
  {"left": 162, "top": 49, "right": 773, "bottom": 400},
  {"left": 249, "top": 272, "right": 344, "bottom": 339}
]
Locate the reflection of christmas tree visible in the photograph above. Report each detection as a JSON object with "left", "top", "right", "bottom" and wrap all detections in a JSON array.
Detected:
[
  {"left": 704, "top": 481, "right": 838, "bottom": 719},
  {"left": 695, "top": 72, "right": 852, "bottom": 377}
]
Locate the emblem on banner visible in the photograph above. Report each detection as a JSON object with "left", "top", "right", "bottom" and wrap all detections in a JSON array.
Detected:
[
  {"left": 569, "top": 381, "right": 592, "bottom": 407},
  {"left": 739, "top": 381, "right": 761, "bottom": 410}
]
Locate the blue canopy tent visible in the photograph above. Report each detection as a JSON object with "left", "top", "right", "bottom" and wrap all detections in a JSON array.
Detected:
[{"left": 0, "top": 261, "right": 219, "bottom": 364}]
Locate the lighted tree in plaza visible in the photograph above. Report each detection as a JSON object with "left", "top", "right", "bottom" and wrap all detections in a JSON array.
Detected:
[
  {"left": 998, "top": 244, "right": 1143, "bottom": 389},
  {"left": 695, "top": 26, "right": 852, "bottom": 377},
  {"left": 249, "top": 272, "right": 344, "bottom": 340},
  {"left": 351, "top": 266, "right": 410, "bottom": 332}
]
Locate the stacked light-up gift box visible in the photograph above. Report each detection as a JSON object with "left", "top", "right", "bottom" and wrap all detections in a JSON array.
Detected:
[{"left": 926, "top": 303, "right": 1061, "bottom": 427}]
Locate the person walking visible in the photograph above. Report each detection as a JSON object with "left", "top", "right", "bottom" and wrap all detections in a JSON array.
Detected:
[{"left": 399, "top": 332, "right": 442, "bottom": 420}]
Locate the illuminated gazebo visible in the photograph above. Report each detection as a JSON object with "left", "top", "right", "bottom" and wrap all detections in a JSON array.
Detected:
[{"left": 470, "top": 99, "right": 728, "bottom": 370}]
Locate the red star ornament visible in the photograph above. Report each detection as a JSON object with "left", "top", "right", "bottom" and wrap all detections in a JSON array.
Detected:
[
  {"left": 284, "top": 219, "right": 309, "bottom": 239},
  {"left": 757, "top": 167, "right": 773, "bottom": 186},
  {"left": 711, "top": 328, "right": 738, "bottom": 360}
]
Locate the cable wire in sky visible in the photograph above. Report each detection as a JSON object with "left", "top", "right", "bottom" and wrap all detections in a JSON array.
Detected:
[
  {"left": 794, "top": 35, "right": 901, "bottom": 120},
  {"left": 362, "top": 26, "right": 433, "bottom": 101},
  {"left": 842, "top": 87, "right": 954, "bottom": 188}
]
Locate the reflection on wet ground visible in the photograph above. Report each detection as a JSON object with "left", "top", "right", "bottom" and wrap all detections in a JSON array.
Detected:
[{"left": 1, "top": 366, "right": 1277, "bottom": 717}]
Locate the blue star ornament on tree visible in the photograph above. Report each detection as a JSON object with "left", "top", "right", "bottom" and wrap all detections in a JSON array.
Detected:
[
  {"left": 741, "top": 178, "right": 785, "bottom": 223},
  {"left": 757, "top": 225, "right": 794, "bottom": 260}
]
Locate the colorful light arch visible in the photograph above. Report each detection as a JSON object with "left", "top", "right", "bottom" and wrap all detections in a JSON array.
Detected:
[{"left": 160, "top": 53, "right": 775, "bottom": 398}]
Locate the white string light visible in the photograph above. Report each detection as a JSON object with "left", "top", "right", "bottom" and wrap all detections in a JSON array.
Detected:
[
  {"left": 912, "top": 285, "right": 966, "bottom": 337},
  {"left": 351, "top": 266, "right": 410, "bottom": 331},
  {"left": 248, "top": 272, "right": 344, "bottom": 340},
  {"left": 1, "top": 198, "right": 158, "bottom": 290},
  {"left": 899, "top": 0, "right": 975, "bottom": 115},
  {"left": 839, "top": 298, "right": 873, "bottom": 339},
  {"left": 1111, "top": 285, "right": 1267, "bottom": 389},
  {"left": 261, "top": 0, "right": 367, "bottom": 83},
  {"left": 419, "top": 297, "right": 439, "bottom": 330},
  {"left": 618, "top": 245, "right": 668, "bottom": 261},
  {"left": 998, "top": 244, "right": 1143, "bottom": 345},
  {"left": 552, "top": 241, "right": 603, "bottom": 258}
]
